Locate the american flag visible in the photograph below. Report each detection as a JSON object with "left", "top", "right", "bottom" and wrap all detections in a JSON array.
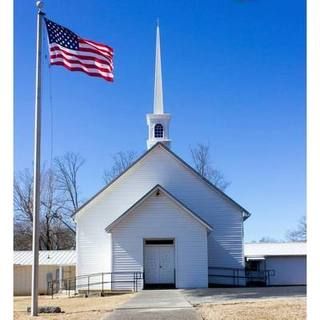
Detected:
[{"left": 44, "top": 18, "right": 114, "bottom": 82}]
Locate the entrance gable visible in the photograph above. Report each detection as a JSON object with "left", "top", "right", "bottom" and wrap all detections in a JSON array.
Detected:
[
  {"left": 105, "top": 184, "right": 213, "bottom": 233},
  {"left": 109, "top": 184, "right": 209, "bottom": 289}
]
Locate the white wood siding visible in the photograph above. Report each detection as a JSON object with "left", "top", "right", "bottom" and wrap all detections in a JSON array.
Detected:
[
  {"left": 111, "top": 192, "right": 208, "bottom": 290},
  {"left": 266, "top": 256, "right": 306, "bottom": 285},
  {"left": 76, "top": 145, "right": 245, "bottom": 284}
]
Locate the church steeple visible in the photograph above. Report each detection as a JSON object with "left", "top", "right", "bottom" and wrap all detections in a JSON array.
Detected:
[
  {"left": 146, "top": 21, "right": 171, "bottom": 149},
  {"left": 154, "top": 20, "right": 163, "bottom": 114}
]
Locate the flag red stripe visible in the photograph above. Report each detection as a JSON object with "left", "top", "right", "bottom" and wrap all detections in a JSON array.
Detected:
[
  {"left": 50, "top": 45, "right": 113, "bottom": 66},
  {"left": 50, "top": 57, "right": 113, "bottom": 77},
  {"left": 51, "top": 61, "right": 114, "bottom": 82},
  {"left": 50, "top": 44, "right": 113, "bottom": 63},
  {"left": 80, "top": 40, "right": 114, "bottom": 57},
  {"left": 78, "top": 43, "right": 113, "bottom": 58},
  {"left": 50, "top": 54, "right": 113, "bottom": 73},
  {"left": 80, "top": 38, "right": 114, "bottom": 53},
  {"left": 78, "top": 46, "right": 113, "bottom": 59}
]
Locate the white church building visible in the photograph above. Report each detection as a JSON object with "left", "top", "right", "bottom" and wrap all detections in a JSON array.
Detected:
[{"left": 73, "top": 24, "right": 251, "bottom": 290}]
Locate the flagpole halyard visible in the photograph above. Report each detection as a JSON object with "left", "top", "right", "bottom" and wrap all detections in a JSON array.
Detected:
[{"left": 31, "top": 0, "right": 44, "bottom": 316}]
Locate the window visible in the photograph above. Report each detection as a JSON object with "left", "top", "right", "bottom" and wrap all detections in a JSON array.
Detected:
[
  {"left": 145, "top": 239, "right": 174, "bottom": 245},
  {"left": 154, "top": 124, "right": 164, "bottom": 138}
]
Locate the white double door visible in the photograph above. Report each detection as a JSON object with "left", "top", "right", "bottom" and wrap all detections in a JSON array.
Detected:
[{"left": 144, "top": 245, "right": 175, "bottom": 284}]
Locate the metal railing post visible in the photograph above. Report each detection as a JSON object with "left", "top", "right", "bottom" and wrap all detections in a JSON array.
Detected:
[
  {"left": 101, "top": 273, "right": 104, "bottom": 296},
  {"left": 132, "top": 273, "right": 134, "bottom": 292},
  {"left": 135, "top": 272, "right": 137, "bottom": 292},
  {"left": 236, "top": 269, "right": 238, "bottom": 286},
  {"left": 87, "top": 275, "right": 90, "bottom": 297}
]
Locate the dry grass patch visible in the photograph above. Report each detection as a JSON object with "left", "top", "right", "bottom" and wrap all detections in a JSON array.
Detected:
[
  {"left": 14, "top": 293, "right": 133, "bottom": 320},
  {"left": 197, "top": 298, "right": 306, "bottom": 320}
]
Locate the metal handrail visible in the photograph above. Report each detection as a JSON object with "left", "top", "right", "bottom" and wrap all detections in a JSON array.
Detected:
[
  {"left": 47, "top": 271, "right": 144, "bottom": 298},
  {"left": 59, "top": 271, "right": 144, "bottom": 282},
  {"left": 208, "top": 266, "right": 275, "bottom": 287},
  {"left": 209, "top": 266, "right": 244, "bottom": 271}
]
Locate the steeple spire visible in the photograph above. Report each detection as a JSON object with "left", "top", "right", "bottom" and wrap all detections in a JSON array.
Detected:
[
  {"left": 154, "top": 20, "right": 164, "bottom": 114},
  {"left": 146, "top": 21, "right": 171, "bottom": 150}
]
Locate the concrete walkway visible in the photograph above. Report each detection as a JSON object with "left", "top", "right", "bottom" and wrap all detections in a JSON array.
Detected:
[{"left": 104, "top": 290, "right": 201, "bottom": 320}]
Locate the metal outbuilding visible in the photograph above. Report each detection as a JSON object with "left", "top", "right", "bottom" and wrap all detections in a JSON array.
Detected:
[
  {"left": 14, "top": 250, "right": 76, "bottom": 296},
  {"left": 244, "top": 242, "right": 306, "bottom": 286}
]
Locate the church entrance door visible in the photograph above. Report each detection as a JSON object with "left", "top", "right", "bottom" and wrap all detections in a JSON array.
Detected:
[{"left": 144, "top": 239, "right": 175, "bottom": 288}]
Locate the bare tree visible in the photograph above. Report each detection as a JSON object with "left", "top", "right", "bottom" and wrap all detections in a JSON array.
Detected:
[
  {"left": 190, "top": 143, "right": 230, "bottom": 191},
  {"left": 14, "top": 152, "right": 85, "bottom": 250},
  {"left": 14, "top": 222, "right": 33, "bottom": 250},
  {"left": 14, "top": 169, "right": 34, "bottom": 225},
  {"left": 258, "top": 236, "right": 281, "bottom": 243},
  {"left": 14, "top": 169, "right": 38, "bottom": 250},
  {"left": 286, "top": 216, "right": 306, "bottom": 242},
  {"left": 54, "top": 152, "right": 85, "bottom": 232},
  {"left": 103, "top": 151, "right": 137, "bottom": 184},
  {"left": 14, "top": 167, "right": 65, "bottom": 250}
]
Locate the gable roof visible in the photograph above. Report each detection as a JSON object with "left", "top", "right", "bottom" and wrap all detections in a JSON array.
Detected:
[
  {"left": 244, "top": 242, "right": 306, "bottom": 258},
  {"left": 14, "top": 250, "right": 76, "bottom": 266},
  {"left": 105, "top": 184, "right": 213, "bottom": 232},
  {"left": 73, "top": 142, "right": 251, "bottom": 220}
]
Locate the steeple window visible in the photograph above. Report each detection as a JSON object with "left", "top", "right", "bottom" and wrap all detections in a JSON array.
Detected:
[{"left": 154, "top": 124, "right": 164, "bottom": 138}]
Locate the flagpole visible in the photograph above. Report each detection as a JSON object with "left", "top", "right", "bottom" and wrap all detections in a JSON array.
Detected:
[{"left": 31, "top": 0, "right": 44, "bottom": 316}]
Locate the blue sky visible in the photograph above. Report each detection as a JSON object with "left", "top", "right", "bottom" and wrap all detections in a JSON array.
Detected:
[{"left": 14, "top": 0, "right": 305, "bottom": 242}]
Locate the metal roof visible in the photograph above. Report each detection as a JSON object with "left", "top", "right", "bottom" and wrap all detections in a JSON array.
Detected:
[
  {"left": 244, "top": 242, "right": 306, "bottom": 257},
  {"left": 14, "top": 250, "right": 76, "bottom": 266}
]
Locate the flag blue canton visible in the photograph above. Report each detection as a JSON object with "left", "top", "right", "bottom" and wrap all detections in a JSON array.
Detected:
[{"left": 45, "top": 18, "right": 79, "bottom": 50}]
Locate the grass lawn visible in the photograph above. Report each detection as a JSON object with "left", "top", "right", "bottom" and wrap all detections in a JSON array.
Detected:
[
  {"left": 196, "top": 297, "right": 306, "bottom": 320},
  {"left": 14, "top": 293, "right": 133, "bottom": 320}
]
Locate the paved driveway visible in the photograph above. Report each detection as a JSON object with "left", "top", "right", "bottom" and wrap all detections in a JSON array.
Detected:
[
  {"left": 104, "top": 290, "right": 201, "bottom": 320},
  {"left": 181, "top": 286, "right": 306, "bottom": 305}
]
